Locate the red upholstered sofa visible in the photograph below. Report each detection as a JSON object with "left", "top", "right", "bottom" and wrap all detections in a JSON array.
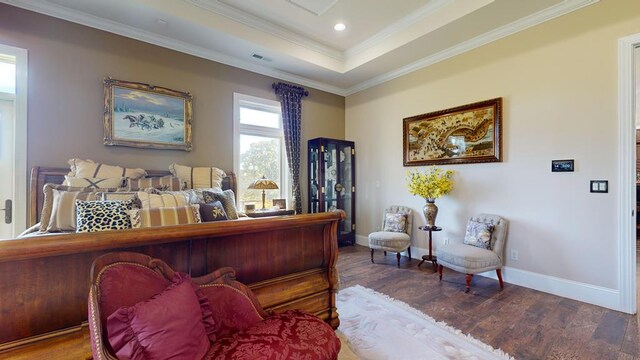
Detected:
[{"left": 88, "top": 252, "right": 341, "bottom": 360}]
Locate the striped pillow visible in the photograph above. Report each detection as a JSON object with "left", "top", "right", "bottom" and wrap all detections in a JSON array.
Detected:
[
  {"left": 136, "top": 191, "right": 189, "bottom": 209},
  {"left": 63, "top": 176, "right": 125, "bottom": 189},
  {"left": 68, "top": 158, "right": 147, "bottom": 179},
  {"left": 39, "top": 184, "right": 100, "bottom": 232},
  {"left": 169, "top": 163, "right": 226, "bottom": 190},
  {"left": 128, "top": 205, "right": 201, "bottom": 228},
  {"left": 127, "top": 176, "right": 184, "bottom": 191},
  {"left": 46, "top": 188, "right": 100, "bottom": 232}
]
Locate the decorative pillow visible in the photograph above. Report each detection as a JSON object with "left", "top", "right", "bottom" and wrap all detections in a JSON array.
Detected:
[
  {"left": 199, "top": 201, "right": 228, "bottom": 222},
  {"left": 383, "top": 213, "right": 407, "bottom": 232},
  {"left": 463, "top": 220, "right": 495, "bottom": 249},
  {"left": 39, "top": 184, "right": 91, "bottom": 232},
  {"left": 135, "top": 191, "right": 189, "bottom": 209},
  {"left": 75, "top": 199, "right": 136, "bottom": 233},
  {"left": 68, "top": 158, "right": 147, "bottom": 179},
  {"left": 202, "top": 190, "right": 239, "bottom": 220},
  {"left": 43, "top": 187, "right": 101, "bottom": 232},
  {"left": 129, "top": 205, "right": 201, "bottom": 228},
  {"left": 106, "top": 274, "right": 210, "bottom": 360},
  {"left": 198, "top": 283, "right": 264, "bottom": 340},
  {"left": 127, "top": 176, "right": 184, "bottom": 191},
  {"left": 97, "top": 191, "right": 138, "bottom": 204},
  {"left": 169, "top": 163, "right": 226, "bottom": 190},
  {"left": 63, "top": 176, "right": 125, "bottom": 189}
]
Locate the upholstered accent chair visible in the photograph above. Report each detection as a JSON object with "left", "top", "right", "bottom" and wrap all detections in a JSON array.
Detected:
[
  {"left": 437, "top": 214, "right": 508, "bottom": 292},
  {"left": 368, "top": 206, "right": 413, "bottom": 267},
  {"left": 88, "top": 252, "right": 341, "bottom": 360}
]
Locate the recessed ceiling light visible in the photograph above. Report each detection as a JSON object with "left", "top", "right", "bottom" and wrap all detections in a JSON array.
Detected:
[{"left": 334, "top": 23, "right": 346, "bottom": 32}]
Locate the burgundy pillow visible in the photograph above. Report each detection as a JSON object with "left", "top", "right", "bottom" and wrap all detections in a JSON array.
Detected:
[
  {"left": 199, "top": 284, "right": 264, "bottom": 339},
  {"left": 106, "top": 274, "right": 211, "bottom": 360}
]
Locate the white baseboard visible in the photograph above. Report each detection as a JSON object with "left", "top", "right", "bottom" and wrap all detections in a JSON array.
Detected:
[{"left": 354, "top": 235, "right": 621, "bottom": 311}]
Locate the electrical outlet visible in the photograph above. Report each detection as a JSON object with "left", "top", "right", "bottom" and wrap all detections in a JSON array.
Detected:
[{"left": 510, "top": 249, "right": 519, "bottom": 261}]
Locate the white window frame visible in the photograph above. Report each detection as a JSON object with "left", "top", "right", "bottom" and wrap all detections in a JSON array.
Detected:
[{"left": 233, "top": 93, "right": 290, "bottom": 208}]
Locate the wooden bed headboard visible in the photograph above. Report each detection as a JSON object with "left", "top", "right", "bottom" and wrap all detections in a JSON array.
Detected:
[{"left": 29, "top": 167, "right": 237, "bottom": 227}]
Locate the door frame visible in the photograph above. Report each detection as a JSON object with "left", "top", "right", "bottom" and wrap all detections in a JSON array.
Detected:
[
  {"left": 618, "top": 33, "right": 639, "bottom": 314},
  {"left": 0, "top": 44, "right": 27, "bottom": 237}
]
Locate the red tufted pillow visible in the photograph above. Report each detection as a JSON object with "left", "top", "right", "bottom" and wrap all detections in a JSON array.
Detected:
[
  {"left": 106, "top": 274, "right": 212, "bottom": 360},
  {"left": 198, "top": 284, "right": 264, "bottom": 339}
]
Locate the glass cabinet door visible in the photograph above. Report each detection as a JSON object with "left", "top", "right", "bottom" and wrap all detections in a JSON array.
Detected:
[{"left": 307, "top": 138, "right": 355, "bottom": 246}]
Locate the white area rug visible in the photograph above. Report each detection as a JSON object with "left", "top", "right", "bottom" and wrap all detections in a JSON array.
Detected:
[{"left": 336, "top": 286, "right": 514, "bottom": 360}]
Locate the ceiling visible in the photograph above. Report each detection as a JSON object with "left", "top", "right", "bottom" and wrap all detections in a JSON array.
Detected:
[{"left": 3, "top": 0, "right": 598, "bottom": 95}]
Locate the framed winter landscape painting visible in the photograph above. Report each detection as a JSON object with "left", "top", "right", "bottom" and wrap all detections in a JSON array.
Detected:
[
  {"left": 403, "top": 98, "right": 502, "bottom": 166},
  {"left": 103, "top": 78, "right": 193, "bottom": 151}
]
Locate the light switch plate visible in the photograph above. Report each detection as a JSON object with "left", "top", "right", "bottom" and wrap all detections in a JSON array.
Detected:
[{"left": 590, "top": 180, "right": 608, "bottom": 193}]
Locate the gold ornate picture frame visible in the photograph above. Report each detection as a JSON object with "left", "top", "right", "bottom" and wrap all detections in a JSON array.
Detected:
[
  {"left": 103, "top": 77, "right": 193, "bottom": 151},
  {"left": 403, "top": 98, "right": 502, "bottom": 166}
]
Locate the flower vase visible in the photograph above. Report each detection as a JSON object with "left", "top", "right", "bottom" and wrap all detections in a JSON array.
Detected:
[{"left": 423, "top": 199, "right": 438, "bottom": 228}]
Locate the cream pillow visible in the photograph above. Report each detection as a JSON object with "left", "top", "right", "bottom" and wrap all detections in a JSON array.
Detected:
[
  {"left": 169, "top": 163, "right": 226, "bottom": 189},
  {"left": 63, "top": 176, "right": 125, "bottom": 188},
  {"left": 46, "top": 188, "right": 100, "bottom": 232},
  {"left": 136, "top": 191, "right": 189, "bottom": 209},
  {"left": 68, "top": 159, "right": 147, "bottom": 179}
]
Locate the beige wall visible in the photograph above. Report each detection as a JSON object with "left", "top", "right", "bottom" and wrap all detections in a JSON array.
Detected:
[
  {"left": 346, "top": 0, "right": 640, "bottom": 291},
  {"left": 0, "top": 4, "right": 345, "bottom": 214}
]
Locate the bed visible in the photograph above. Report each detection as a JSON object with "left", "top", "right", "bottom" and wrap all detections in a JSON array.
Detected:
[{"left": 0, "top": 166, "right": 342, "bottom": 358}]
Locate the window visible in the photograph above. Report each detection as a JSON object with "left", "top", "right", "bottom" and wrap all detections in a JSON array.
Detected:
[
  {"left": 0, "top": 54, "right": 15, "bottom": 94},
  {"left": 233, "top": 93, "right": 289, "bottom": 210}
]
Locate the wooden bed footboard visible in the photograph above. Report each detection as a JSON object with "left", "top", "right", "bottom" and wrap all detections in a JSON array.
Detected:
[{"left": 0, "top": 212, "right": 342, "bottom": 358}]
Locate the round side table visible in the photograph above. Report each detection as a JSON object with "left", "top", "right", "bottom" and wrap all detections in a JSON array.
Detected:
[{"left": 417, "top": 225, "right": 441, "bottom": 271}]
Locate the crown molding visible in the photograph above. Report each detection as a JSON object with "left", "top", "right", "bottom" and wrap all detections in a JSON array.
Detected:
[
  {"left": 2, "top": 0, "right": 347, "bottom": 95},
  {"left": 345, "top": 0, "right": 454, "bottom": 58},
  {"left": 345, "top": 0, "right": 600, "bottom": 95},
  {"left": 185, "top": 0, "right": 344, "bottom": 61}
]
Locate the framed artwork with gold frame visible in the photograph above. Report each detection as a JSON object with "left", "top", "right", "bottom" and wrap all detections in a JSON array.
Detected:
[
  {"left": 403, "top": 98, "right": 502, "bottom": 166},
  {"left": 103, "top": 77, "right": 193, "bottom": 151}
]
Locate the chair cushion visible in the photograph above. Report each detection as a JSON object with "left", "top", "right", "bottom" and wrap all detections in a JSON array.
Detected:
[
  {"left": 198, "top": 283, "right": 264, "bottom": 340},
  {"left": 106, "top": 274, "right": 211, "bottom": 360},
  {"left": 437, "top": 244, "right": 500, "bottom": 272},
  {"left": 383, "top": 213, "right": 407, "bottom": 232},
  {"left": 463, "top": 220, "right": 494, "bottom": 249},
  {"left": 205, "top": 310, "right": 341, "bottom": 360},
  {"left": 368, "top": 231, "right": 410, "bottom": 251}
]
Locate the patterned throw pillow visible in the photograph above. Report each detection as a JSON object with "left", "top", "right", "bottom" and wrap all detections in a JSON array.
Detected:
[
  {"left": 68, "top": 158, "right": 146, "bottom": 179},
  {"left": 128, "top": 205, "right": 202, "bottom": 228},
  {"left": 169, "top": 163, "right": 226, "bottom": 190},
  {"left": 135, "top": 191, "right": 189, "bottom": 209},
  {"left": 463, "top": 220, "right": 495, "bottom": 249},
  {"left": 199, "top": 201, "right": 228, "bottom": 222},
  {"left": 202, "top": 190, "right": 239, "bottom": 220},
  {"left": 383, "top": 213, "right": 407, "bottom": 232},
  {"left": 127, "top": 176, "right": 184, "bottom": 191},
  {"left": 45, "top": 188, "right": 100, "bottom": 232},
  {"left": 75, "top": 199, "right": 136, "bottom": 233},
  {"left": 63, "top": 176, "right": 125, "bottom": 189}
]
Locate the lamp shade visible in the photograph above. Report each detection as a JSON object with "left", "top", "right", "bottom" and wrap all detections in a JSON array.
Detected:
[{"left": 247, "top": 176, "right": 279, "bottom": 190}]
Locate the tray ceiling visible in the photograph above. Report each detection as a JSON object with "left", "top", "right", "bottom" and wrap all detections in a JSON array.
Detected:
[{"left": 2, "top": 0, "right": 599, "bottom": 95}]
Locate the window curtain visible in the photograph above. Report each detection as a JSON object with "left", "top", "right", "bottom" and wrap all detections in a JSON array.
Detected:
[{"left": 272, "top": 82, "right": 308, "bottom": 214}]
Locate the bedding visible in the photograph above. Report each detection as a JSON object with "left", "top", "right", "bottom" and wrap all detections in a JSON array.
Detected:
[
  {"left": 202, "top": 190, "right": 239, "bottom": 220},
  {"left": 129, "top": 205, "right": 202, "bottom": 228},
  {"left": 76, "top": 199, "right": 136, "bottom": 233},
  {"left": 63, "top": 176, "right": 125, "bottom": 188},
  {"left": 126, "top": 175, "right": 183, "bottom": 191}
]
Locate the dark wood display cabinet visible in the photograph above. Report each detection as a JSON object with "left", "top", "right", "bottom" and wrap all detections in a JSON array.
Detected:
[{"left": 308, "top": 138, "right": 356, "bottom": 246}]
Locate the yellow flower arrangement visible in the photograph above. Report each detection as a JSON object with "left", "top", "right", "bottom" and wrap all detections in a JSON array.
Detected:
[{"left": 406, "top": 166, "right": 454, "bottom": 201}]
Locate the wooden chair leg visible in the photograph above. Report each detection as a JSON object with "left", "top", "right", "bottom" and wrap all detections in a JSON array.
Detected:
[
  {"left": 371, "top": 249, "right": 374, "bottom": 263},
  {"left": 407, "top": 247, "right": 411, "bottom": 260},
  {"left": 396, "top": 252, "right": 401, "bottom": 267},
  {"left": 465, "top": 274, "right": 473, "bottom": 293},
  {"left": 496, "top": 269, "right": 504, "bottom": 289},
  {"left": 438, "top": 265, "right": 443, "bottom": 281}
]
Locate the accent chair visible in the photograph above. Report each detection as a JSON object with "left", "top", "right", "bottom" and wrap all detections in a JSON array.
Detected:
[
  {"left": 437, "top": 214, "right": 508, "bottom": 292},
  {"left": 368, "top": 205, "right": 412, "bottom": 267}
]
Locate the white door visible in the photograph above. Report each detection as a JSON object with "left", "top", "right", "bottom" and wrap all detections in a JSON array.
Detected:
[{"left": 0, "top": 96, "right": 14, "bottom": 238}]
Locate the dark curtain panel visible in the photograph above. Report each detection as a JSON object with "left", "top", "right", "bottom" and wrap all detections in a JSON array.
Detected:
[{"left": 272, "top": 82, "right": 308, "bottom": 214}]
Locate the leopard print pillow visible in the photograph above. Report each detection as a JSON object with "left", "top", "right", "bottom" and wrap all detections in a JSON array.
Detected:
[{"left": 75, "top": 199, "right": 136, "bottom": 233}]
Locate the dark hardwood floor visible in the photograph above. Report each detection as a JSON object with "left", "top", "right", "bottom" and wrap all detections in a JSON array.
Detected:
[{"left": 337, "top": 245, "right": 639, "bottom": 360}]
